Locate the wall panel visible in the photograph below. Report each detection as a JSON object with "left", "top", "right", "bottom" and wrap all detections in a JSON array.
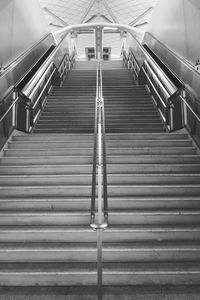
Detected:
[{"left": 0, "top": 0, "right": 49, "bottom": 69}]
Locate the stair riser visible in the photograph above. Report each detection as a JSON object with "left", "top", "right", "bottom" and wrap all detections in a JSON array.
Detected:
[
  {"left": 0, "top": 186, "right": 200, "bottom": 197},
  {"left": 0, "top": 251, "right": 97, "bottom": 263},
  {"left": 40, "top": 112, "right": 159, "bottom": 116},
  {"left": 36, "top": 124, "right": 164, "bottom": 129},
  {"left": 0, "top": 231, "right": 96, "bottom": 243},
  {"left": 37, "top": 117, "right": 161, "bottom": 122},
  {"left": 0, "top": 166, "right": 92, "bottom": 175},
  {"left": 4, "top": 148, "right": 196, "bottom": 157},
  {"left": 0, "top": 272, "right": 199, "bottom": 286},
  {"left": 45, "top": 104, "right": 154, "bottom": 107},
  {"left": 34, "top": 129, "right": 95, "bottom": 133},
  {"left": 0, "top": 175, "right": 199, "bottom": 185},
  {"left": 0, "top": 200, "right": 91, "bottom": 211},
  {"left": 1, "top": 165, "right": 199, "bottom": 175},
  {"left": 0, "top": 230, "right": 199, "bottom": 243},
  {"left": 103, "top": 273, "right": 200, "bottom": 286},
  {"left": 1, "top": 157, "right": 199, "bottom": 165},
  {"left": 0, "top": 213, "right": 199, "bottom": 226},
  {"left": 0, "top": 249, "right": 199, "bottom": 263},
  {"left": 12, "top": 133, "right": 188, "bottom": 140},
  {"left": 0, "top": 274, "right": 97, "bottom": 286},
  {"left": 34, "top": 129, "right": 166, "bottom": 133},
  {"left": 103, "top": 251, "right": 200, "bottom": 262},
  {"left": 0, "top": 199, "right": 200, "bottom": 211},
  {"left": 0, "top": 215, "right": 90, "bottom": 225},
  {"left": 8, "top": 140, "right": 193, "bottom": 148},
  {"left": 103, "top": 230, "right": 200, "bottom": 242}
]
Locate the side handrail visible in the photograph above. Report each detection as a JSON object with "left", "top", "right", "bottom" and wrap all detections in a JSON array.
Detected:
[
  {"left": 99, "top": 62, "right": 108, "bottom": 226},
  {"left": 0, "top": 33, "right": 53, "bottom": 75},
  {"left": 0, "top": 32, "right": 74, "bottom": 131},
  {"left": 22, "top": 31, "right": 71, "bottom": 96},
  {"left": 0, "top": 88, "right": 32, "bottom": 124},
  {"left": 169, "top": 87, "right": 200, "bottom": 124},
  {"left": 90, "top": 65, "right": 99, "bottom": 227},
  {"left": 123, "top": 45, "right": 200, "bottom": 130},
  {"left": 90, "top": 61, "right": 108, "bottom": 230}
]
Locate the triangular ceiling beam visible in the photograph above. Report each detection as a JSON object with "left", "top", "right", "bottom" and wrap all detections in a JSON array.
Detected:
[
  {"left": 101, "top": 0, "right": 118, "bottom": 23},
  {"left": 129, "top": 6, "right": 153, "bottom": 27},
  {"left": 43, "top": 7, "right": 69, "bottom": 26},
  {"left": 134, "top": 21, "right": 148, "bottom": 28},
  {"left": 80, "top": 0, "right": 97, "bottom": 23},
  {"left": 100, "top": 14, "right": 113, "bottom": 23},
  {"left": 85, "top": 15, "right": 97, "bottom": 23},
  {"left": 49, "top": 23, "right": 64, "bottom": 28}
]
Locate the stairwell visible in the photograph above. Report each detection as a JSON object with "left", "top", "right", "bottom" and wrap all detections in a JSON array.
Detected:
[{"left": 0, "top": 60, "right": 200, "bottom": 295}]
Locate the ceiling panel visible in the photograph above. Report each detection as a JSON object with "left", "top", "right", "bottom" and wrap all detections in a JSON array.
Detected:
[{"left": 39, "top": 0, "right": 159, "bottom": 30}]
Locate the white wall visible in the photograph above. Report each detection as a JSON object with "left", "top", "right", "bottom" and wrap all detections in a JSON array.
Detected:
[
  {"left": 103, "top": 33, "right": 123, "bottom": 59},
  {"left": 76, "top": 31, "right": 123, "bottom": 60},
  {"left": 0, "top": 0, "right": 49, "bottom": 68},
  {"left": 76, "top": 33, "right": 95, "bottom": 60},
  {"left": 147, "top": 0, "right": 200, "bottom": 66}
]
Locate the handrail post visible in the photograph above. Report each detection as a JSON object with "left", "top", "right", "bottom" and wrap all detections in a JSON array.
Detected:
[
  {"left": 12, "top": 90, "right": 18, "bottom": 128},
  {"left": 181, "top": 88, "right": 188, "bottom": 128}
]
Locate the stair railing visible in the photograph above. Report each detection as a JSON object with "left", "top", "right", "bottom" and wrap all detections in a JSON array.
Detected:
[
  {"left": 90, "top": 61, "right": 108, "bottom": 300},
  {"left": 122, "top": 46, "right": 200, "bottom": 137}
]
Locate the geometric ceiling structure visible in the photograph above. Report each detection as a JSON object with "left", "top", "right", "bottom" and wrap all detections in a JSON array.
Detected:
[
  {"left": 38, "top": 0, "right": 159, "bottom": 60},
  {"left": 38, "top": 0, "right": 159, "bottom": 31}
]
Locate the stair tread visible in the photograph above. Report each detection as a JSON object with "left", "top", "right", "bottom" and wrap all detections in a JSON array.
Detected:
[{"left": 0, "top": 262, "right": 199, "bottom": 275}]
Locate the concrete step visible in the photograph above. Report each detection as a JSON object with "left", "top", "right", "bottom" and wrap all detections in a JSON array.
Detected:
[
  {"left": 0, "top": 225, "right": 199, "bottom": 242},
  {"left": 0, "top": 262, "right": 97, "bottom": 286},
  {"left": 0, "top": 243, "right": 97, "bottom": 263},
  {"left": 13, "top": 133, "right": 186, "bottom": 141},
  {"left": 0, "top": 242, "right": 199, "bottom": 263},
  {"left": 8, "top": 140, "right": 193, "bottom": 148},
  {"left": 0, "top": 174, "right": 200, "bottom": 186},
  {"left": 36, "top": 120, "right": 163, "bottom": 126},
  {"left": 33, "top": 129, "right": 95, "bottom": 134},
  {"left": 102, "top": 262, "right": 200, "bottom": 285},
  {"left": 0, "top": 196, "right": 200, "bottom": 211},
  {"left": 37, "top": 123, "right": 164, "bottom": 129},
  {"left": 102, "top": 242, "right": 200, "bottom": 262},
  {"left": 0, "top": 262, "right": 199, "bottom": 286},
  {"left": 0, "top": 184, "right": 200, "bottom": 197},
  {"left": 0, "top": 209, "right": 199, "bottom": 226},
  {"left": 1, "top": 155, "right": 200, "bottom": 165},
  {"left": 4, "top": 147, "right": 196, "bottom": 157},
  {"left": 34, "top": 128, "right": 166, "bottom": 134},
  {"left": 0, "top": 226, "right": 96, "bottom": 242},
  {"left": 0, "top": 164, "right": 199, "bottom": 175}
]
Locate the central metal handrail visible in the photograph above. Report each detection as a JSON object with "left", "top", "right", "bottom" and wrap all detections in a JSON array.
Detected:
[
  {"left": 90, "top": 61, "right": 108, "bottom": 230},
  {"left": 90, "top": 61, "right": 108, "bottom": 300}
]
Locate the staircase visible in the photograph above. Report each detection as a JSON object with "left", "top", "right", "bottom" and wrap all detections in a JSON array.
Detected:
[
  {"left": 0, "top": 60, "right": 200, "bottom": 291},
  {"left": 34, "top": 61, "right": 97, "bottom": 133},
  {"left": 102, "top": 60, "right": 165, "bottom": 133}
]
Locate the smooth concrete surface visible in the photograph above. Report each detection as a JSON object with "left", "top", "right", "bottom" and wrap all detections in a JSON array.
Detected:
[{"left": 0, "top": 286, "right": 200, "bottom": 300}]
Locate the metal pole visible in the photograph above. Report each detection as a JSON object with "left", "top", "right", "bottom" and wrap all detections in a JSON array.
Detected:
[
  {"left": 97, "top": 229, "right": 103, "bottom": 300},
  {"left": 97, "top": 63, "right": 103, "bottom": 300},
  {"left": 12, "top": 91, "right": 17, "bottom": 128},
  {"left": 182, "top": 89, "right": 188, "bottom": 127}
]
